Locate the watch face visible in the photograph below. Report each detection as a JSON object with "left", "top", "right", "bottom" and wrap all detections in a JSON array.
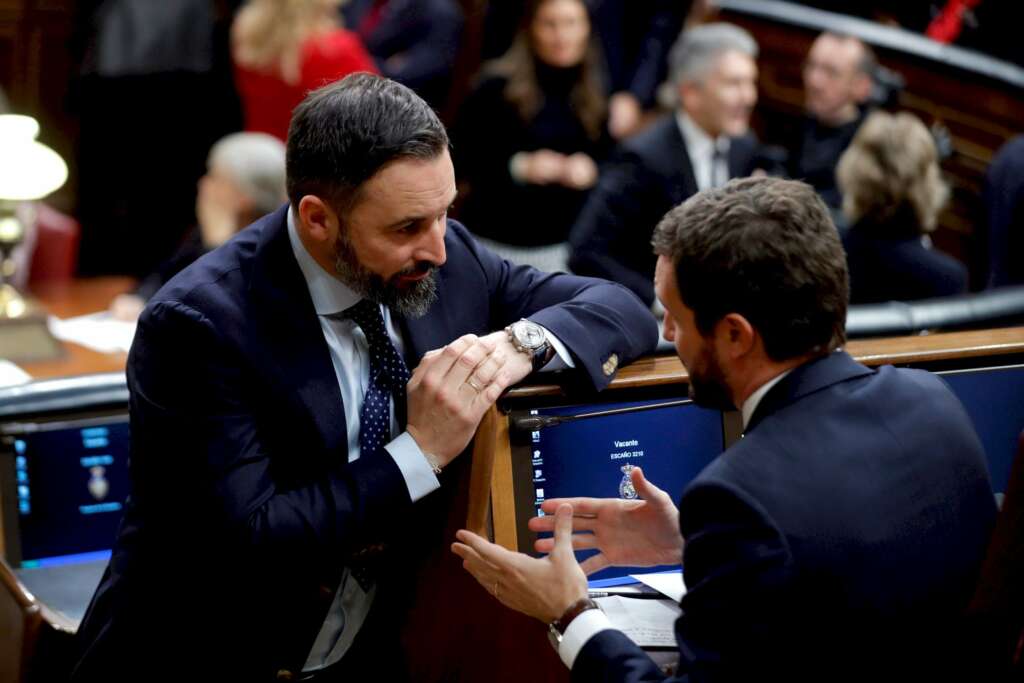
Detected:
[{"left": 515, "top": 322, "right": 545, "bottom": 349}]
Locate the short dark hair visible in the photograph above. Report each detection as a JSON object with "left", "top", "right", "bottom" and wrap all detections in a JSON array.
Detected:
[
  {"left": 286, "top": 73, "right": 450, "bottom": 213},
  {"left": 652, "top": 177, "right": 848, "bottom": 361}
]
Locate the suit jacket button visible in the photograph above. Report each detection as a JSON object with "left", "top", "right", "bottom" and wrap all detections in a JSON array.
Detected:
[
  {"left": 276, "top": 669, "right": 295, "bottom": 681},
  {"left": 319, "top": 583, "right": 334, "bottom": 600}
]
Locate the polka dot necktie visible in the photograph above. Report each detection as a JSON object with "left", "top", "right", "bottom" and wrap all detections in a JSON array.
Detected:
[
  {"left": 343, "top": 299, "right": 411, "bottom": 592},
  {"left": 344, "top": 299, "right": 412, "bottom": 461}
]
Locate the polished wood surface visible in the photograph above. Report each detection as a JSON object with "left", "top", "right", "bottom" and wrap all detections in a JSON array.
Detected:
[
  {"left": 507, "top": 327, "right": 1024, "bottom": 400},
  {"left": 17, "top": 277, "right": 134, "bottom": 379}
]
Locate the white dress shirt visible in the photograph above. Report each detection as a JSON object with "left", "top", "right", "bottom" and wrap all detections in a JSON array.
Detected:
[
  {"left": 557, "top": 369, "right": 793, "bottom": 669},
  {"left": 286, "top": 210, "right": 573, "bottom": 671},
  {"left": 676, "top": 112, "right": 731, "bottom": 192}
]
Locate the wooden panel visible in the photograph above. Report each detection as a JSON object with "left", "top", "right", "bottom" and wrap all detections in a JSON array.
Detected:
[
  {"left": 488, "top": 413, "right": 517, "bottom": 550},
  {"left": 507, "top": 327, "right": 1024, "bottom": 399}
]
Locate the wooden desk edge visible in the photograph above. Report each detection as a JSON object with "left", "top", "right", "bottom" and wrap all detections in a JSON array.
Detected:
[{"left": 506, "top": 327, "right": 1024, "bottom": 399}]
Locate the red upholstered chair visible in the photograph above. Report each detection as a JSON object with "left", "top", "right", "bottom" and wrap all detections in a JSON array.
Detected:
[{"left": 27, "top": 203, "right": 79, "bottom": 284}]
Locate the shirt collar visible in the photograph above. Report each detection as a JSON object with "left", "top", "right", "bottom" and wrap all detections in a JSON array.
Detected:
[
  {"left": 287, "top": 207, "right": 361, "bottom": 316},
  {"left": 740, "top": 368, "right": 794, "bottom": 431},
  {"left": 676, "top": 110, "right": 729, "bottom": 160}
]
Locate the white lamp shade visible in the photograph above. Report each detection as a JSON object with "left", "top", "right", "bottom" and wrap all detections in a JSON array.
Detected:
[{"left": 0, "top": 114, "right": 68, "bottom": 201}]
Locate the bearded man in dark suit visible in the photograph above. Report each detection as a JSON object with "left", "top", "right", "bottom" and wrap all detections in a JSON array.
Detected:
[
  {"left": 457, "top": 177, "right": 996, "bottom": 682},
  {"left": 71, "top": 73, "right": 657, "bottom": 682}
]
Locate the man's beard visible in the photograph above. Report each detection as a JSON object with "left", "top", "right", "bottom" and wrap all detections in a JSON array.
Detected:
[
  {"left": 333, "top": 232, "right": 438, "bottom": 318},
  {"left": 686, "top": 344, "right": 735, "bottom": 412}
]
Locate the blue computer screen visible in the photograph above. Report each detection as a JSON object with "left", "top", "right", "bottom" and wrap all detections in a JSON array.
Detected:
[
  {"left": 939, "top": 364, "right": 1024, "bottom": 495},
  {"left": 514, "top": 398, "right": 725, "bottom": 586},
  {"left": 10, "top": 416, "right": 130, "bottom": 567}
]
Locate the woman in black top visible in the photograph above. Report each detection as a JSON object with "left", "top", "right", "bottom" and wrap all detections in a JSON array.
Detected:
[
  {"left": 454, "top": 0, "right": 611, "bottom": 248},
  {"left": 836, "top": 110, "right": 967, "bottom": 304}
]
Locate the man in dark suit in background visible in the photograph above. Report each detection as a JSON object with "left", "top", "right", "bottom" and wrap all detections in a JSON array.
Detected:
[
  {"left": 455, "top": 177, "right": 996, "bottom": 681},
  {"left": 71, "top": 73, "right": 657, "bottom": 682},
  {"left": 790, "top": 31, "right": 875, "bottom": 210},
  {"left": 568, "top": 23, "right": 766, "bottom": 306}
]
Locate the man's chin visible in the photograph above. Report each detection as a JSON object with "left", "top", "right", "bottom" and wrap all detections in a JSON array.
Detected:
[{"left": 687, "top": 379, "right": 736, "bottom": 412}]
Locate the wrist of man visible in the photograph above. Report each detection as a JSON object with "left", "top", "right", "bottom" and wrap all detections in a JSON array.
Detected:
[
  {"left": 505, "top": 319, "right": 555, "bottom": 373},
  {"left": 547, "top": 597, "right": 600, "bottom": 650}
]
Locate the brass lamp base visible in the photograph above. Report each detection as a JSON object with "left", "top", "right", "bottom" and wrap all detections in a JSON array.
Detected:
[{"left": 0, "top": 283, "right": 64, "bottom": 363}]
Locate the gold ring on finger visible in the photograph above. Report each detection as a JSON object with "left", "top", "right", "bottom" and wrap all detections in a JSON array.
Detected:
[{"left": 466, "top": 378, "right": 484, "bottom": 392}]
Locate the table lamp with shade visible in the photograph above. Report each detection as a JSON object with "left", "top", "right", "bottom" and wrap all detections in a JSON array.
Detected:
[{"left": 0, "top": 113, "right": 68, "bottom": 362}]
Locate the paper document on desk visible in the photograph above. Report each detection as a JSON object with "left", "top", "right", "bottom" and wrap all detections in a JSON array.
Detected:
[
  {"left": 595, "top": 595, "right": 682, "bottom": 648},
  {"left": 631, "top": 570, "right": 686, "bottom": 602},
  {"left": 48, "top": 313, "right": 136, "bottom": 354}
]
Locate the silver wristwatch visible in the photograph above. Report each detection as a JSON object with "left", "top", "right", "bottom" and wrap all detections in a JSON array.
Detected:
[{"left": 505, "top": 319, "right": 554, "bottom": 371}]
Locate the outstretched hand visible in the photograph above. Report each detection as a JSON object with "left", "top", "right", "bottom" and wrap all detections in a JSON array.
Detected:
[
  {"left": 528, "top": 466, "right": 683, "bottom": 575},
  {"left": 452, "top": 504, "right": 589, "bottom": 623}
]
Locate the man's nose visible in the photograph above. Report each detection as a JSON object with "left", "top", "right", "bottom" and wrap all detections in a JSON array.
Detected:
[{"left": 415, "top": 217, "right": 447, "bottom": 267}]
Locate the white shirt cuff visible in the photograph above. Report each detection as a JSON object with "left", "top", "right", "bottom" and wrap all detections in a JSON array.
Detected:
[
  {"left": 558, "top": 607, "right": 614, "bottom": 669},
  {"left": 385, "top": 432, "right": 440, "bottom": 503},
  {"left": 538, "top": 327, "right": 575, "bottom": 372}
]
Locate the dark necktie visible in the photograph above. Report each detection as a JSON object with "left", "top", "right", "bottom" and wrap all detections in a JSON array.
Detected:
[
  {"left": 344, "top": 299, "right": 411, "bottom": 460},
  {"left": 342, "top": 299, "right": 410, "bottom": 592}
]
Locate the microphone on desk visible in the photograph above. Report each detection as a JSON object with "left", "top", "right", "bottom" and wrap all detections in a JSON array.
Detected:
[{"left": 512, "top": 399, "right": 692, "bottom": 432}]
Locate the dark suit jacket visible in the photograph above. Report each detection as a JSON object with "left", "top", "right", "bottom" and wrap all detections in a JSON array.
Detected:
[
  {"left": 842, "top": 219, "right": 968, "bottom": 304},
  {"left": 985, "top": 135, "right": 1024, "bottom": 288},
  {"left": 589, "top": 0, "right": 689, "bottom": 106},
  {"left": 343, "top": 0, "right": 463, "bottom": 108},
  {"left": 71, "top": 207, "right": 657, "bottom": 681},
  {"left": 568, "top": 115, "right": 759, "bottom": 305},
  {"left": 573, "top": 351, "right": 997, "bottom": 682}
]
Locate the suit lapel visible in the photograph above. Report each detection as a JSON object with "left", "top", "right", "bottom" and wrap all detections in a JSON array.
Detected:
[
  {"left": 658, "top": 118, "right": 698, "bottom": 202},
  {"left": 247, "top": 207, "right": 348, "bottom": 457},
  {"left": 746, "top": 351, "right": 875, "bottom": 434}
]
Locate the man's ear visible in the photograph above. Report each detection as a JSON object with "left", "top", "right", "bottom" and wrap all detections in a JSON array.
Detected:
[
  {"left": 717, "top": 313, "right": 757, "bottom": 360},
  {"left": 297, "top": 195, "right": 339, "bottom": 245}
]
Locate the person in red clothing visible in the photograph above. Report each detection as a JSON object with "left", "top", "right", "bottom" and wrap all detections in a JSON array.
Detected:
[{"left": 232, "top": 0, "right": 378, "bottom": 141}]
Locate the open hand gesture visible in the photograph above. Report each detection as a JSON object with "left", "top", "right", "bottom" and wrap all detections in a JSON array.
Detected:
[{"left": 528, "top": 466, "right": 683, "bottom": 575}]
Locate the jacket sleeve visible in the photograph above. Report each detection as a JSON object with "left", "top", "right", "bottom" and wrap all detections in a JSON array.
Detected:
[
  {"left": 449, "top": 222, "right": 659, "bottom": 391},
  {"left": 624, "top": 0, "right": 689, "bottom": 106},
  {"left": 570, "top": 482, "right": 793, "bottom": 683}
]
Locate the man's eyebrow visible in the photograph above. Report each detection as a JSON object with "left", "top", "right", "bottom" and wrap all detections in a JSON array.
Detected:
[{"left": 383, "top": 191, "right": 458, "bottom": 229}]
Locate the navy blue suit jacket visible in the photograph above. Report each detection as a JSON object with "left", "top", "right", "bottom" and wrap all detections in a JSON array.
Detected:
[
  {"left": 568, "top": 115, "right": 760, "bottom": 305},
  {"left": 71, "top": 207, "right": 656, "bottom": 681},
  {"left": 573, "top": 351, "right": 996, "bottom": 682},
  {"left": 842, "top": 221, "right": 968, "bottom": 304}
]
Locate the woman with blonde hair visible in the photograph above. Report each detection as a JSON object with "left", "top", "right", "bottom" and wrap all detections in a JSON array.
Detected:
[
  {"left": 836, "top": 110, "right": 967, "bottom": 303},
  {"left": 232, "top": 0, "right": 376, "bottom": 140}
]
